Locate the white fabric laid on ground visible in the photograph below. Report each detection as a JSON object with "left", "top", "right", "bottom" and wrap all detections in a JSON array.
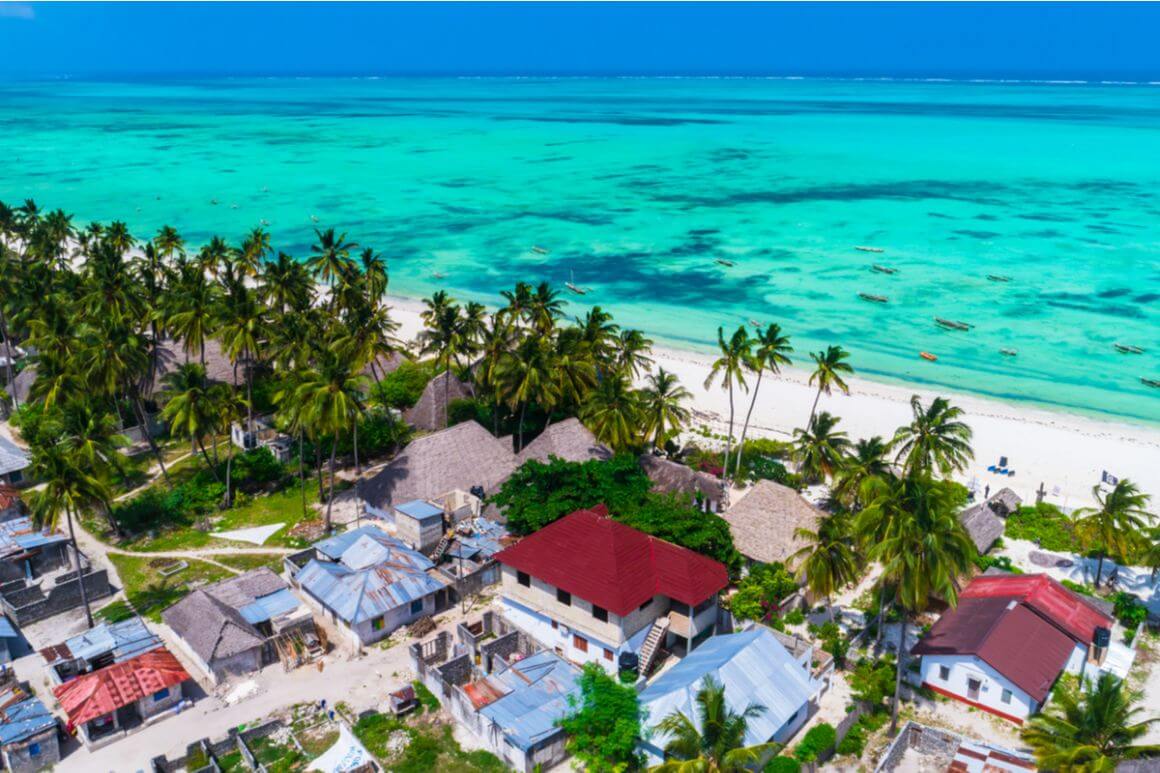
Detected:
[
  {"left": 212, "top": 523, "right": 285, "bottom": 545},
  {"left": 307, "top": 723, "right": 374, "bottom": 772}
]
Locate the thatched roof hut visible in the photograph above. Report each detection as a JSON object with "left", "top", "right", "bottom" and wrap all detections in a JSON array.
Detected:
[
  {"left": 959, "top": 488, "right": 1022, "bottom": 554},
  {"left": 639, "top": 455, "right": 726, "bottom": 513},
  {"left": 360, "top": 421, "right": 517, "bottom": 511},
  {"left": 518, "top": 418, "right": 612, "bottom": 465},
  {"left": 724, "top": 480, "right": 822, "bottom": 566},
  {"left": 404, "top": 373, "right": 472, "bottom": 432}
]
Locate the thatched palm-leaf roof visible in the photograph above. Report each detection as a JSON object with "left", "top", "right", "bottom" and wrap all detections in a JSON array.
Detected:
[
  {"left": 639, "top": 454, "right": 725, "bottom": 504},
  {"left": 724, "top": 480, "right": 822, "bottom": 565},
  {"left": 404, "top": 373, "right": 471, "bottom": 432},
  {"left": 518, "top": 418, "right": 611, "bottom": 465},
  {"left": 959, "top": 488, "right": 1022, "bottom": 554}
]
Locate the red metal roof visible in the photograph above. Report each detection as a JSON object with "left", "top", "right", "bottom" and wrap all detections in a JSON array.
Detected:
[
  {"left": 494, "top": 506, "right": 729, "bottom": 616},
  {"left": 960, "top": 574, "right": 1111, "bottom": 644},
  {"left": 913, "top": 574, "right": 1112, "bottom": 702},
  {"left": 53, "top": 648, "right": 189, "bottom": 726}
]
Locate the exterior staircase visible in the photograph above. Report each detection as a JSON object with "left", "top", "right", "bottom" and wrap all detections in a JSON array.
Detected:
[
  {"left": 637, "top": 617, "right": 671, "bottom": 677},
  {"left": 429, "top": 531, "right": 453, "bottom": 562}
]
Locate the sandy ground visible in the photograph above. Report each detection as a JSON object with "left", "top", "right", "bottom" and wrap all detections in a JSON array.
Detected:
[{"left": 386, "top": 295, "right": 1160, "bottom": 509}]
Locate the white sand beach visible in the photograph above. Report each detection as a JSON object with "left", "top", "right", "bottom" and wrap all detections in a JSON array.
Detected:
[{"left": 386, "top": 295, "right": 1160, "bottom": 509}]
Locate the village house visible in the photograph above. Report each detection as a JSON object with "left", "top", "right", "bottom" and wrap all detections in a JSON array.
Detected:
[
  {"left": 0, "top": 516, "right": 112, "bottom": 626},
  {"left": 163, "top": 568, "right": 319, "bottom": 684},
  {"left": 911, "top": 573, "right": 1131, "bottom": 723},
  {"left": 638, "top": 627, "right": 824, "bottom": 765},
  {"left": 958, "top": 488, "right": 1022, "bottom": 555},
  {"left": 53, "top": 647, "right": 191, "bottom": 749},
  {"left": 0, "top": 681, "right": 59, "bottom": 773},
  {"left": 287, "top": 525, "right": 450, "bottom": 648},
  {"left": 494, "top": 506, "right": 729, "bottom": 675},
  {"left": 723, "top": 480, "right": 821, "bottom": 569},
  {"left": 639, "top": 453, "right": 727, "bottom": 513},
  {"left": 404, "top": 373, "right": 473, "bottom": 432},
  {"left": 39, "top": 616, "right": 162, "bottom": 684},
  {"left": 0, "top": 436, "right": 28, "bottom": 487}
]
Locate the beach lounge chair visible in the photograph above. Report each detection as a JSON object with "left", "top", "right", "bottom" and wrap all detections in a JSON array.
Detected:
[
  {"left": 1007, "top": 470, "right": 1016, "bottom": 477},
  {"left": 999, "top": 456, "right": 1009, "bottom": 467},
  {"left": 987, "top": 465, "right": 998, "bottom": 473}
]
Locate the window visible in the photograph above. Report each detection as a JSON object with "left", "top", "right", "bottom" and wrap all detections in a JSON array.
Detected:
[
  {"left": 28, "top": 743, "right": 40, "bottom": 757},
  {"left": 411, "top": 599, "right": 424, "bottom": 615},
  {"left": 1001, "top": 689, "right": 1013, "bottom": 705},
  {"left": 153, "top": 688, "right": 170, "bottom": 701},
  {"left": 557, "top": 589, "right": 571, "bottom": 606},
  {"left": 551, "top": 620, "right": 558, "bottom": 630},
  {"left": 638, "top": 598, "right": 651, "bottom": 612},
  {"left": 517, "top": 571, "right": 530, "bottom": 587},
  {"left": 604, "top": 648, "right": 614, "bottom": 661},
  {"left": 573, "top": 634, "right": 588, "bottom": 653},
  {"left": 592, "top": 605, "right": 608, "bottom": 623},
  {"left": 372, "top": 616, "right": 385, "bottom": 631},
  {"left": 938, "top": 665, "right": 950, "bottom": 681}
]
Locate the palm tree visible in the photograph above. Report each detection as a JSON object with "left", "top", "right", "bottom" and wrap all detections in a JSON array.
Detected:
[
  {"left": 1023, "top": 672, "right": 1159, "bottom": 770},
  {"left": 358, "top": 247, "right": 388, "bottom": 302},
  {"left": 160, "top": 363, "right": 223, "bottom": 481},
  {"left": 857, "top": 472, "right": 976, "bottom": 732},
  {"left": 497, "top": 336, "right": 558, "bottom": 451},
  {"left": 641, "top": 368, "right": 692, "bottom": 450},
  {"left": 615, "top": 329, "right": 655, "bottom": 380},
  {"left": 212, "top": 384, "right": 249, "bottom": 508},
  {"left": 651, "top": 675, "right": 774, "bottom": 772},
  {"left": 734, "top": 323, "right": 793, "bottom": 477},
  {"left": 307, "top": 228, "right": 357, "bottom": 300},
  {"left": 891, "top": 395, "right": 974, "bottom": 475},
  {"left": 1074, "top": 480, "right": 1153, "bottom": 587},
  {"left": 581, "top": 372, "right": 641, "bottom": 452},
  {"left": 791, "top": 515, "right": 860, "bottom": 623},
  {"left": 418, "top": 292, "right": 469, "bottom": 428},
  {"left": 793, "top": 411, "right": 850, "bottom": 482},
  {"left": 704, "top": 326, "right": 751, "bottom": 480},
  {"left": 832, "top": 436, "right": 891, "bottom": 509},
  {"left": 27, "top": 442, "right": 110, "bottom": 628},
  {"left": 806, "top": 345, "right": 853, "bottom": 430}
]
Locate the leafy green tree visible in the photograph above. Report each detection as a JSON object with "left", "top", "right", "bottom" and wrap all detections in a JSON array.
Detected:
[
  {"left": 891, "top": 395, "right": 974, "bottom": 476},
  {"left": 558, "top": 663, "right": 645, "bottom": 772},
  {"left": 806, "top": 345, "right": 853, "bottom": 430},
  {"left": 651, "top": 675, "right": 775, "bottom": 772},
  {"left": 1074, "top": 480, "right": 1153, "bottom": 587},
  {"left": 1023, "top": 673, "right": 1159, "bottom": 770},
  {"left": 640, "top": 368, "right": 692, "bottom": 451},
  {"left": 734, "top": 323, "right": 793, "bottom": 477},
  {"left": 161, "top": 363, "right": 223, "bottom": 481},
  {"left": 790, "top": 515, "right": 860, "bottom": 622},
  {"left": 832, "top": 436, "right": 890, "bottom": 509},
  {"left": 704, "top": 326, "right": 751, "bottom": 480},
  {"left": 726, "top": 562, "right": 798, "bottom": 623},
  {"left": 581, "top": 372, "right": 641, "bottom": 452},
  {"left": 793, "top": 411, "right": 850, "bottom": 482}
]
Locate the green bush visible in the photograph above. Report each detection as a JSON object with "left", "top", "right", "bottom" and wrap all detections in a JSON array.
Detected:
[
  {"left": 794, "top": 723, "right": 837, "bottom": 763},
  {"left": 233, "top": 447, "right": 286, "bottom": 487},
  {"left": 784, "top": 609, "right": 806, "bottom": 626},
  {"left": 849, "top": 656, "right": 896, "bottom": 706},
  {"left": 973, "top": 553, "right": 1023, "bottom": 574},
  {"left": 765, "top": 756, "right": 801, "bottom": 773},
  {"left": 412, "top": 680, "right": 441, "bottom": 712},
  {"left": 1061, "top": 579, "right": 1096, "bottom": 597},
  {"left": 1113, "top": 592, "right": 1147, "bottom": 630},
  {"left": 1005, "top": 503, "right": 1079, "bottom": 552},
  {"left": 371, "top": 359, "right": 438, "bottom": 410},
  {"left": 727, "top": 563, "right": 799, "bottom": 622}
]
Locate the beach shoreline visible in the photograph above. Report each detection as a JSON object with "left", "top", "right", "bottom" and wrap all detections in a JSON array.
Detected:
[{"left": 386, "top": 293, "right": 1160, "bottom": 509}]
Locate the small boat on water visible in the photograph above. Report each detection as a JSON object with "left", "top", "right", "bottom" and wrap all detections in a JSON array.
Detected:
[
  {"left": 1142, "top": 378, "right": 1160, "bottom": 389},
  {"left": 310, "top": 214, "right": 319, "bottom": 223},
  {"left": 432, "top": 271, "right": 447, "bottom": 280},
  {"left": 715, "top": 258, "right": 735, "bottom": 267},
  {"left": 871, "top": 264, "right": 898, "bottom": 275},
  {"left": 859, "top": 293, "right": 889, "bottom": 303},
  {"left": 260, "top": 219, "right": 270, "bottom": 226},
  {"left": 531, "top": 245, "right": 550, "bottom": 255},
  {"left": 749, "top": 319, "right": 761, "bottom": 328},
  {"left": 1114, "top": 344, "right": 1145, "bottom": 354},
  {"left": 855, "top": 246, "right": 885, "bottom": 253},
  {"left": 987, "top": 274, "right": 1012, "bottom": 282},
  {"left": 1000, "top": 348, "right": 1018, "bottom": 357},
  {"left": 935, "top": 317, "right": 973, "bottom": 331},
  {"left": 920, "top": 352, "right": 938, "bottom": 362},
  {"left": 565, "top": 270, "right": 587, "bottom": 295}
]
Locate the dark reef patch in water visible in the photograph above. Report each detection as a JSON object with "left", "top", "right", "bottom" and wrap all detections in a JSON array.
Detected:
[
  {"left": 643, "top": 179, "right": 1010, "bottom": 208},
  {"left": 953, "top": 229, "right": 1001, "bottom": 239},
  {"left": 1097, "top": 288, "right": 1132, "bottom": 299},
  {"left": 1134, "top": 292, "right": 1160, "bottom": 303},
  {"left": 1043, "top": 292, "right": 1145, "bottom": 319},
  {"left": 492, "top": 114, "right": 728, "bottom": 127}
]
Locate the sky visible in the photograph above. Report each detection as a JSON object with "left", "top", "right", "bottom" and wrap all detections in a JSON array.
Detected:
[{"left": 1, "top": 2, "right": 1159, "bottom": 80}]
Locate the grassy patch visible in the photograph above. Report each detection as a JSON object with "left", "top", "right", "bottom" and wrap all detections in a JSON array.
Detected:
[
  {"left": 93, "top": 600, "right": 137, "bottom": 624},
  {"left": 215, "top": 750, "right": 245, "bottom": 772},
  {"left": 1005, "top": 503, "right": 1080, "bottom": 552},
  {"left": 248, "top": 735, "right": 308, "bottom": 773},
  {"left": 353, "top": 714, "right": 504, "bottom": 773},
  {"left": 214, "top": 553, "right": 287, "bottom": 573},
  {"left": 413, "top": 680, "right": 441, "bottom": 712},
  {"left": 108, "top": 554, "right": 233, "bottom": 622}
]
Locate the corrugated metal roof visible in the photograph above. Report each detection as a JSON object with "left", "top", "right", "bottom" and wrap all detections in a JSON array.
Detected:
[
  {"left": 478, "top": 651, "right": 581, "bottom": 751},
  {"left": 0, "top": 685, "right": 55, "bottom": 744},
  {"left": 0, "top": 436, "right": 29, "bottom": 478},
  {"left": 0, "top": 615, "right": 16, "bottom": 639},
  {"left": 394, "top": 500, "right": 444, "bottom": 522},
  {"left": 641, "top": 629, "right": 814, "bottom": 748},
  {"left": 296, "top": 560, "right": 443, "bottom": 624},
  {"left": 448, "top": 518, "right": 510, "bottom": 561},
  {"left": 53, "top": 648, "right": 189, "bottom": 727},
  {"left": 0, "top": 517, "right": 68, "bottom": 559},
  {"left": 41, "top": 617, "right": 162, "bottom": 666},
  {"left": 238, "top": 588, "right": 303, "bottom": 625}
]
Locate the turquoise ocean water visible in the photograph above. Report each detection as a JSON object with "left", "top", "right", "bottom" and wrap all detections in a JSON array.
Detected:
[{"left": 1, "top": 77, "right": 1158, "bottom": 424}]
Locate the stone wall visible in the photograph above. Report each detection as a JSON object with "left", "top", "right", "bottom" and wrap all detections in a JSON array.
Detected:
[
  {"left": 480, "top": 630, "right": 534, "bottom": 673},
  {"left": 1, "top": 567, "right": 112, "bottom": 625},
  {"left": 1, "top": 725, "right": 61, "bottom": 773},
  {"left": 873, "top": 721, "right": 961, "bottom": 772}
]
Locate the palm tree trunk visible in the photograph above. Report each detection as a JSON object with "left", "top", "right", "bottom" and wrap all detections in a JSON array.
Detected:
[
  {"left": 808, "top": 386, "right": 823, "bottom": 431},
  {"left": 734, "top": 369, "right": 764, "bottom": 478},
  {"left": 324, "top": 437, "right": 338, "bottom": 533},
  {"left": 891, "top": 617, "right": 907, "bottom": 735},
  {"left": 352, "top": 423, "right": 363, "bottom": 526},
  {"left": 1095, "top": 553, "right": 1105, "bottom": 587},
  {"left": 298, "top": 432, "right": 307, "bottom": 518},
  {"left": 444, "top": 367, "right": 451, "bottom": 428},
  {"left": 353, "top": 416, "right": 361, "bottom": 475},
  {"left": 315, "top": 444, "right": 324, "bottom": 503},
  {"left": 517, "top": 402, "right": 527, "bottom": 452},
  {"left": 723, "top": 382, "right": 735, "bottom": 481},
  {"left": 224, "top": 440, "right": 234, "bottom": 508},
  {"left": 876, "top": 583, "right": 887, "bottom": 644},
  {"left": 0, "top": 309, "right": 16, "bottom": 409},
  {"left": 65, "top": 505, "right": 93, "bottom": 629},
  {"left": 196, "top": 436, "right": 223, "bottom": 484},
  {"left": 133, "top": 392, "right": 170, "bottom": 485},
  {"left": 245, "top": 346, "right": 254, "bottom": 434}
]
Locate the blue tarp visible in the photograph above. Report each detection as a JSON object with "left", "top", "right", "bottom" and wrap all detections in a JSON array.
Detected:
[
  {"left": 0, "top": 687, "right": 55, "bottom": 744},
  {"left": 640, "top": 629, "right": 815, "bottom": 749},
  {"left": 478, "top": 651, "right": 581, "bottom": 751},
  {"left": 238, "top": 588, "right": 303, "bottom": 625}
]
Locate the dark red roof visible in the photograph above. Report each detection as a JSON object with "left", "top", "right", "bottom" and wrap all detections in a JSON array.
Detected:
[
  {"left": 913, "top": 574, "right": 1112, "bottom": 702},
  {"left": 960, "top": 574, "right": 1111, "bottom": 644},
  {"left": 54, "top": 648, "right": 189, "bottom": 726},
  {"left": 495, "top": 506, "right": 729, "bottom": 616}
]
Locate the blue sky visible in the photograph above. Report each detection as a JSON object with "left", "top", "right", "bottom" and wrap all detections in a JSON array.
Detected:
[{"left": 1, "top": 2, "right": 1158, "bottom": 79}]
